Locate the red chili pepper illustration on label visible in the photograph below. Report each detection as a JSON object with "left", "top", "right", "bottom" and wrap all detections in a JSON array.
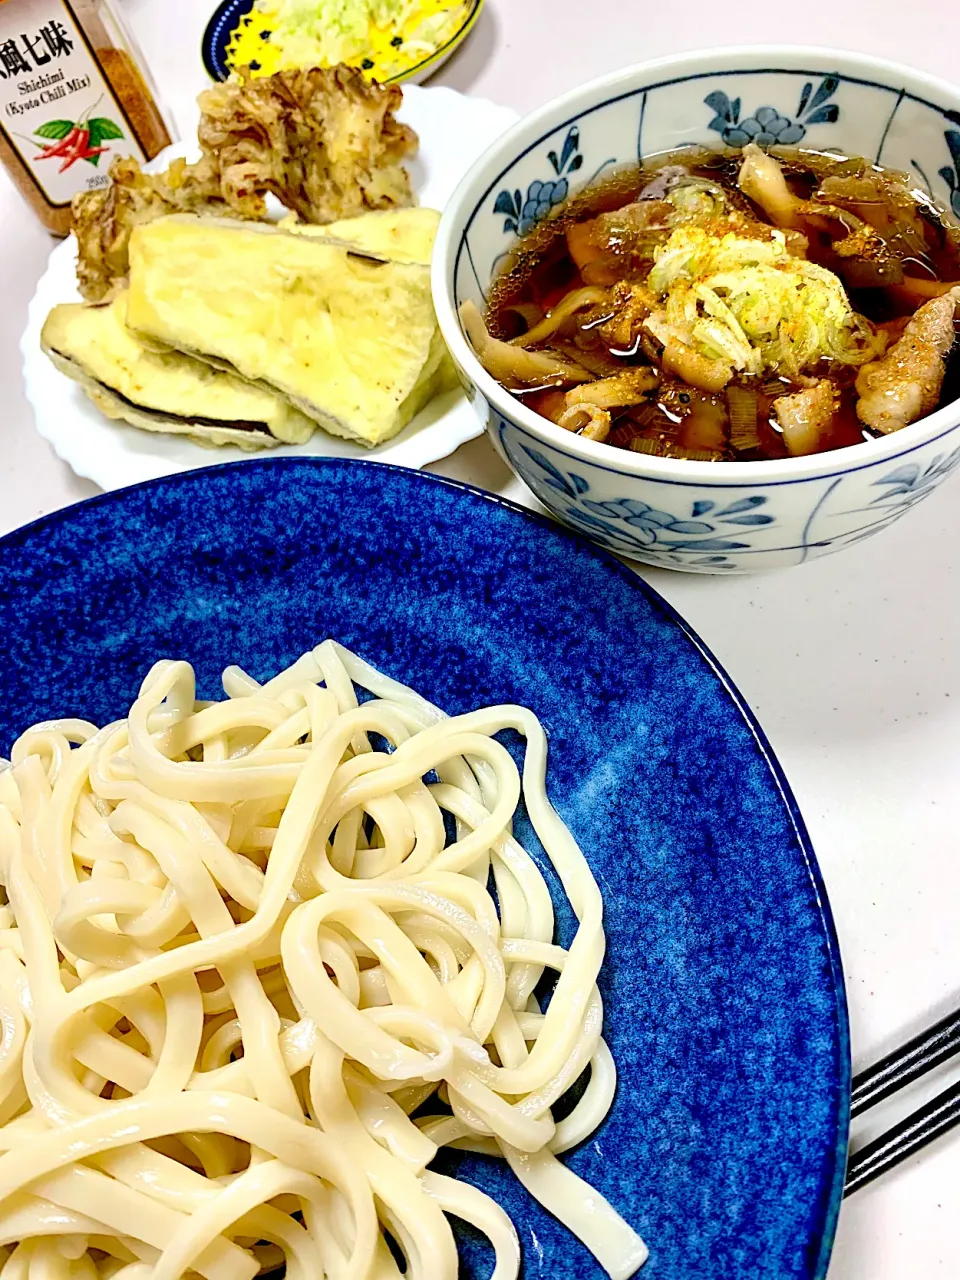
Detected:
[
  {"left": 31, "top": 108, "right": 124, "bottom": 169},
  {"left": 35, "top": 124, "right": 81, "bottom": 160}
]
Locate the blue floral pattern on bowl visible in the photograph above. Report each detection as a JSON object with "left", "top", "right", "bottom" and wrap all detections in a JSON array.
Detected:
[
  {"left": 490, "top": 408, "right": 960, "bottom": 572},
  {"left": 938, "top": 129, "right": 960, "bottom": 218},
  {"left": 827, "top": 446, "right": 960, "bottom": 549},
  {"left": 493, "top": 126, "right": 583, "bottom": 235},
  {"left": 501, "top": 434, "right": 780, "bottom": 570},
  {"left": 705, "top": 76, "right": 840, "bottom": 146}
]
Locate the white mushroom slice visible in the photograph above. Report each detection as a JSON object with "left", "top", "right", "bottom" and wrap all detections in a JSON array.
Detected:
[
  {"left": 557, "top": 404, "right": 612, "bottom": 441},
  {"left": 563, "top": 368, "right": 660, "bottom": 410},
  {"left": 460, "top": 300, "right": 591, "bottom": 387},
  {"left": 737, "top": 143, "right": 801, "bottom": 229},
  {"left": 773, "top": 379, "right": 840, "bottom": 456}
]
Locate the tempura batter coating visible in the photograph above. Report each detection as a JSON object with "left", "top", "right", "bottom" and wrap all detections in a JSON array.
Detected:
[{"left": 73, "top": 65, "right": 418, "bottom": 303}]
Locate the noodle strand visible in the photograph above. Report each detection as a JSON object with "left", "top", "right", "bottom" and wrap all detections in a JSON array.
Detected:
[{"left": 0, "top": 643, "right": 647, "bottom": 1279}]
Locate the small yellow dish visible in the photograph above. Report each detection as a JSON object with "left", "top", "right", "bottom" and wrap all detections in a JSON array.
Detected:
[{"left": 221, "top": 0, "right": 483, "bottom": 85}]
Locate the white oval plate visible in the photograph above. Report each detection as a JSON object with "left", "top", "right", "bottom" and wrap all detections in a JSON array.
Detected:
[{"left": 21, "top": 85, "right": 516, "bottom": 491}]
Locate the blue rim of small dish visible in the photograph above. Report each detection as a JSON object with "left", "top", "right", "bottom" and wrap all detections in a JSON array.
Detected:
[
  {"left": 201, "top": 0, "right": 483, "bottom": 83},
  {"left": 0, "top": 459, "right": 851, "bottom": 1277}
]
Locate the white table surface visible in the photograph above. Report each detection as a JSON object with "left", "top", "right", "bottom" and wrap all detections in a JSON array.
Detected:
[{"left": 3, "top": 2, "right": 960, "bottom": 1274}]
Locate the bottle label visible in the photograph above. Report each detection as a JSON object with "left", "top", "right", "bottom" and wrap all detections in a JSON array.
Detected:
[{"left": 0, "top": 0, "right": 146, "bottom": 207}]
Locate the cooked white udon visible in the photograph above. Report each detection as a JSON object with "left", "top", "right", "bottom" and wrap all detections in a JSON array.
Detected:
[{"left": 0, "top": 641, "right": 647, "bottom": 1280}]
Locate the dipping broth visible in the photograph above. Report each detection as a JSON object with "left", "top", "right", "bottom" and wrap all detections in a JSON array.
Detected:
[{"left": 466, "top": 147, "right": 960, "bottom": 462}]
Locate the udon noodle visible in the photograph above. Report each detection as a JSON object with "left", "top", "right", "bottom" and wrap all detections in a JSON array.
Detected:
[{"left": 0, "top": 641, "right": 647, "bottom": 1280}]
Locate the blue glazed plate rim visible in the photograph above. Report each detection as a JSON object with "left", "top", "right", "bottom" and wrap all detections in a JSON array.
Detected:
[
  {"left": 201, "top": 0, "right": 483, "bottom": 83},
  {"left": 201, "top": 0, "right": 245, "bottom": 80},
  {"left": 0, "top": 457, "right": 851, "bottom": 1275}
]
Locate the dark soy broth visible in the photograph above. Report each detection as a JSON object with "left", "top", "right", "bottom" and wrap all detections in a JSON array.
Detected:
[{"left": 485, "top": 148, "right": 960, "bottom": 462}]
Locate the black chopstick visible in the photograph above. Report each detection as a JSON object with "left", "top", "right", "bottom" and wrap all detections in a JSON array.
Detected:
[
  {"left": 845, "top": 1075, "right": 960, "bottom": 1195},
  {"left": 850, "top": 1002, "right": 960, "bottom": 1118},
  {"left": 844, "top": 1000, "right": 960, "bottom": 1196}
]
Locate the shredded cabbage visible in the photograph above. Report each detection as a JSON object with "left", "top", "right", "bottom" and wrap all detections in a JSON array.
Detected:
[
  {"left": 645, "top": 225, "right": 885, "bottom": 377},
  {"left": 253, "top": 0, "right": 450, "bottom": 67}
]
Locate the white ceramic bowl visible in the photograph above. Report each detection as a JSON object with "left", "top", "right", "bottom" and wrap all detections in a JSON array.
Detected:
[{"left": 433, "top": 47, "right": 960, "bottom": 572}]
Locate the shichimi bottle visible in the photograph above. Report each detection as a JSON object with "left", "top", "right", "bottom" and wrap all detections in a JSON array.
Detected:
[{"left": 0, "top": 0, "right": 173, "bottom": 234}]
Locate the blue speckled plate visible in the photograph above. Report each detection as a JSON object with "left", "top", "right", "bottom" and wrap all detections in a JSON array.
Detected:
[{"left": 0, "top": 460, "right": 849, "bottom": 1279}]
